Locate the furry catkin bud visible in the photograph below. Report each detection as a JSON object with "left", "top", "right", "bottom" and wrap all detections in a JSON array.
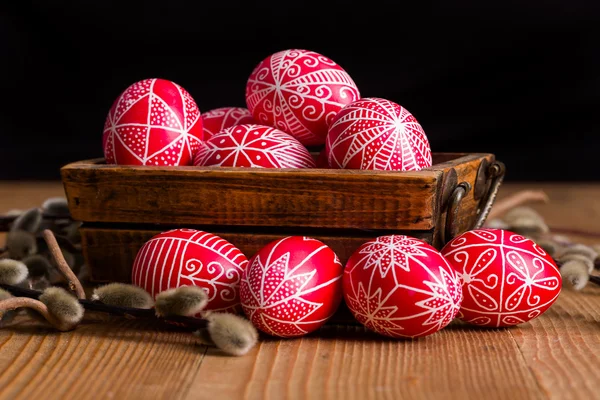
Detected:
[
  {"left": 22, "top": 254, "right": 52, "bottom": 279},
  {"left": 558, "top": 252, "right": 595, "bottom": 274},
  {"left": 0, "top": 259, "right": 29, "bottom": 285},
  {"left": 502, "top": 206, "right": 549, "bottom": 235},
  {"left": 154, "top": 286, "right": 208, "bottom": 317},
  {"left": 560, "top": 244, "right": 598, "bottom": 266},
  {"left": 6, "top": 230, "right": 37, "bottom": 260},
  {"left": 197, "top": 312, "right": 259, "bottom": 356},
  {"left": 484, "top": 218, "right": 509, "bottom": 230},
  {"left": 39, "top": 287, "right": 84, "bottom": 326},
  {"left": 560, "top": 260, "right": 589, "bottom": 291},
  {"left": 41, "top": 197, "right": 70, "bottom": 217},
  {"left": 10, "top": 208, "right": 42, "bottom": 233},
  {"left": 91, "top": 283, "right": 154, "bottom": 309}
]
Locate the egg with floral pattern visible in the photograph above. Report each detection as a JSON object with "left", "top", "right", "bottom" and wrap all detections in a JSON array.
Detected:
[
  {"left": 441, "top": 228, "right": 562, "bottom": 327},
  {"left": 239, "top": 236, "right": 344, "bottom": 337},
  {"left": 131, "top": 229, "right": 248, "bottom": 313},
  {"left": 343, "top": 235, "right": 463, "bottom": 338}
]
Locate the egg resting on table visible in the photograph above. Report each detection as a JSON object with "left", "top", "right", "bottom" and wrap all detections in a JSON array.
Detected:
[
  {"left": 245, "top": 49, "right": 361, "bottom": 147},
  {"left": 343, "top": 235, "right": 463, "bottom": 338},
  {"left": 131, "top": 229, "right": 249, "bottom": 313},
  {"left": 103, "top": 78, "right": 203, "bottom": 166},
  {"left": 325, "top": 97, "right": 432, "bottom": 171},
  {"left": 201, "top": 107, "right": 255, "bottom": 140},
  {"left": 193, "top": 124, "right": 316, "bottom": 168},
  {"left": 239, "top": 236, "right": 344, "bottom": 337},
  {"left": 441, "top": 228, "right": 562, "bottom": 327}
]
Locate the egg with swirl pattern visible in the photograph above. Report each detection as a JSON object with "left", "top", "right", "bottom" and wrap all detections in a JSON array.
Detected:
[{"left": 131, "top": 229, "right": 249, "bottom": 314}]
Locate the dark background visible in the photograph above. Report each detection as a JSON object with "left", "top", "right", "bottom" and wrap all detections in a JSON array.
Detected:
[{"left": 1, "top": 0, "right": 598, "bottom": 181}]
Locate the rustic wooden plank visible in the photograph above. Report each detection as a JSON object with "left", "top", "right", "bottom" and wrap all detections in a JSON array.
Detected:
[
  {"left": 184, "top": 323, "right": 545, "bottom": 400},
  {"left": 79, "top": 226, "right": 432, "bottom": 283},
  {"left": 509, "top": 286, "right": 600, "bottom": 400},
  {"left": 1, "top": 178, "right": 600, "bottom": 400},
  {"left": 60, "top": 156, "right": 450, "bottom": 231},
  {"left": 0, "top": 315, "right": 206, "bottom": 400}
]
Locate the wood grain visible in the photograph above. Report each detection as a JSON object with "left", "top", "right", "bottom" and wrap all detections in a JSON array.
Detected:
[
  {"left": 60, "top": 153, "right": 496, "bottom": 282},
  {"left": 0, "top": 181, "right": 599, "bottom": 400},
  {"left": 60, "top": 153, "right": 493, "bottom": 233},
  {"left": 78, "top": 226, "right": 431, "bottom": 283}
]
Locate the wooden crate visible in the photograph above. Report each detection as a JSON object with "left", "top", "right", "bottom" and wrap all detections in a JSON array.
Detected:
[{"left": 60, "top": 153, "right": 505, "bottom": 283}]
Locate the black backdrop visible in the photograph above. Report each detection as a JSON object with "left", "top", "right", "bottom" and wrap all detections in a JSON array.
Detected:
[{"left": 1, "top": 1, "right": 598, "bottom": 181}]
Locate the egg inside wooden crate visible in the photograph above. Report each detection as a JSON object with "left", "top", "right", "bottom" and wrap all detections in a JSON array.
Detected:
[{"left": 62, "top": 154, "right": 501, "bottom": 326}]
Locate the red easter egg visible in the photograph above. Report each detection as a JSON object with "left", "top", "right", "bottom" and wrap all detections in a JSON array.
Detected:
[
  {"left": 245, "top": 49, "right": 361, "bottom": 146},
  {"left": 193, "top": 124, "right": 316, "bottom": 168},
  {"left": 239, "top": 236, "right": 344, "bottom": 337},
  {"left": 343, "top": 235, "right": 463, "bottom": 338},
  {"left": 201, "top": 107, "right": 255, "bottom": 140},
  {"left": 315, "top": 148, "right": 329, "bottom": 168},
  {"left": 441, "top": 228, "right": 562, "bottom": 327},
  {"left": 131, "top": 229, "right": 249, "bottom": 313},
  {"left": 103, "top": 78, "right": 203, "bottom": 166},
  {"left": 325, "top": 97, "right": 432, "bottom": 171}
]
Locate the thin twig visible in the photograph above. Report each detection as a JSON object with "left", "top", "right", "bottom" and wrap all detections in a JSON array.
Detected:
[
  {"left": 0, "top": 297, "right": 75, "bottom": 331},
  {"left": 42, "top": 230, "right": 86, "bottom": 300},
  {"left": 0, "top": 283, "right": 208, "bottom": 330},
  {"left": 488, "top": 190, "right": 550, "bottom": 221}
]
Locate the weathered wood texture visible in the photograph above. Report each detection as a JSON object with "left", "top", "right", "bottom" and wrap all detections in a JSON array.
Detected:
[
  {"left": 61, "top": 153, "right": 496, "bottom": 281},
  {"left": 60, "top": 153, "right": 493, "bottom": 234},
  {"left": 79, "top": 226, "right": 431, "bottom": 283},
  {"left": 1, "top": 182, "right": 599, "bottom": 400}
]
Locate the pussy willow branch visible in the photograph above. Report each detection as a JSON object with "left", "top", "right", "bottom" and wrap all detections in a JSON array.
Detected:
[
  {"left": 0, "top": 283, "right": 208, "bottom": 330},
  {"left": 42, "top": 229, "right": 86, "bottom": 299},
  {"left": 0, "top": 297, "right": 75, "bottom": 331}
]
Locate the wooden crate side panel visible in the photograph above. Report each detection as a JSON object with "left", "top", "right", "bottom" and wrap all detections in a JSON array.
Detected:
[
  {"left": 62, "top": 162, "right": 440, "bottom": 231},
  {"left": 429, "top": 153, "right": 497, "bottom": 247},
  {"left": 81, "top": 226, "right": 433, "bottom": 283}
]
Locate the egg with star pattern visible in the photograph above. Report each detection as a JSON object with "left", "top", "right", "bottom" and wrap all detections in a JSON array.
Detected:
[
  {"left": 239, "top": 236, "right": 344, "bottom": 337},
  {"left": 343, "top": 235, "right": 463, "bottom": 338},
  {"left": 193, "top": 124, "right": 316, "bottom": 168}
]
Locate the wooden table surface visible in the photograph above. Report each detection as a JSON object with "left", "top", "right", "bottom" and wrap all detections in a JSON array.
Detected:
[{"left": 0, "top": 181, "right": 598, "bottom": 400}]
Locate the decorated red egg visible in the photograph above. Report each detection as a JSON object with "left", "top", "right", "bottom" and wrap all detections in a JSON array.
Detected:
[
  {"left": 201, "top": 107, "right": 255, "bottom": 140},
  {"left": 193, "top": 124, "right": 316, "bottom": 168},
  {"left": 131, "top": 229, "right": 249, "bottom": 313},
  {"left": 103, "top": 78, "right": 203, "bottom": 166},
  {"left": 239, "top": 236, "right": 344, "bottom": 337},
  {"left": 325, "top": 97, "right": 432, "bottom": 171},
  {"left": 441, "top": 228, "right": 562, "bottom": 327},
  {"left": 343, "top": 235, "right": 462, "bottom": 338},
  {"left": 245, "top": 49, "right": 361, "bottom": 146}
]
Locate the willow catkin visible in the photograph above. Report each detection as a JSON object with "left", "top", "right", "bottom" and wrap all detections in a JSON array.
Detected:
[
  {"left": 91, "top": 283, "right": 154, "bottom": 309},
  {"left": 196, "top": 312, "right": 259, "bottom": 356},
  {"left": 39, "top": 287, "right": 84, "bottom": 326},
  {"left": 154, "top": 286, "right": 208, "bottom": 317},
  {"left": 0, "top": 259, "right": 29, "bottom": 285}
]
